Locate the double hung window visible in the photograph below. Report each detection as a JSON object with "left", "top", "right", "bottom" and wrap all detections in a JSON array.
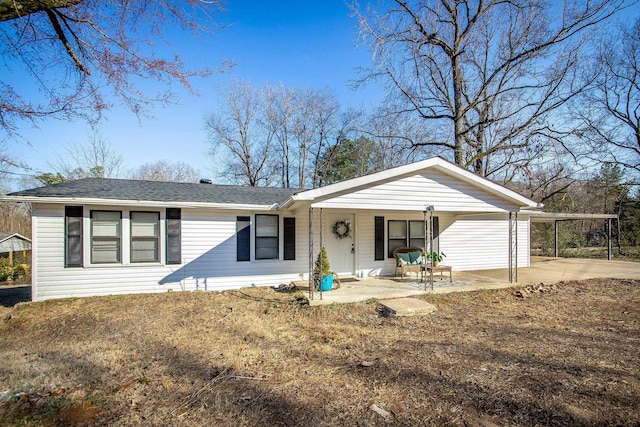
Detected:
[
  {"left": 91, "top": 211, "right": 121, "bottom": 264},
  {"left": 255, "top": 214, "right": 279, "bottom": 260},
  {"left": 131, "top": 211, "right": 160, "bottom": 263},
  {"left": 387, "top": 220, "right": 429, "bottom": 257}
]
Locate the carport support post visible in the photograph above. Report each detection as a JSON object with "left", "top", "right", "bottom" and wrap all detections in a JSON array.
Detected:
[
  {"left": 607, "top": 218, "right": 612, "bottom": 261},
  {"left": 508, "top": 212, "right": 518, "bottom": 283},
  {"left": 554, "top": 220, "right": 559, "bottom": 258}
]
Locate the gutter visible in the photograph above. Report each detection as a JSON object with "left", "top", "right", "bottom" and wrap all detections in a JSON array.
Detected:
[{"left": 0, "top": 195, "right": 279, "bottom": 211}]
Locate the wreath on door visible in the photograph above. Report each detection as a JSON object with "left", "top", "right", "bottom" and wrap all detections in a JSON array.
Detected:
[{"left": 332, "top": 220, "right": 352, "bottom": 239}]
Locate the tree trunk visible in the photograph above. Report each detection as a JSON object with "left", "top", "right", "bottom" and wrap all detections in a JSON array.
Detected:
[
  {"left": 0, "top": 0, "right": 82, "bottom": 22},
  {"left": 451, "top": 22, "right": 464, "bottom": 167}
]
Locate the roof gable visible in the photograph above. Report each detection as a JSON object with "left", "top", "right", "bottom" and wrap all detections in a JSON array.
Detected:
[
  {"left": 289, "top": 157, "right": 539, "bottom": 210},
  {"left": 0, "top": 233, "right": 31, "bottom": 244}
]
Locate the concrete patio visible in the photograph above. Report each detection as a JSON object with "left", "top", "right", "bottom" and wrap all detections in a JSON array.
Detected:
[{"left": 300, "top": 256, "right": 640, "bottom": 306}]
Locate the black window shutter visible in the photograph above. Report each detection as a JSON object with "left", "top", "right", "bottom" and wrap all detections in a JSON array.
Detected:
[
  {"left": 374, "top": 216, "right": 384, "bottom": 260},
  {"left": 283, "top": 217, "right": 296, "bottom": 260},
  {"left": 236, "top": 216, "right": 250, "bottom": 261},
  {"left": 166, "top": 208, "right": 181, "bottom": 264},
  {"left": 65, "top": 206, "right": 83, "bottom": 267},
  {"left": 432, "top": 216, "right": 440, "bottom": 239},
  {"left": 432, "top": 216, "right": 440, "bottom": 253}
]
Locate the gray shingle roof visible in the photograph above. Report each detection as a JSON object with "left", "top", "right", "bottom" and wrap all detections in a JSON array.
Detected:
[{"left": 9, "top": 178, "right": 300, "bottom": 206}]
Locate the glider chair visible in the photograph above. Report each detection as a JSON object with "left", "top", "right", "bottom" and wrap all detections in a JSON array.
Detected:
[{"left": 393, "top": 246, "right": 425, "bottom": 278}]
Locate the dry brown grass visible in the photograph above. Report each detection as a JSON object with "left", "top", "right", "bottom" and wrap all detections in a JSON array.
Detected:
[{"left": 0, "top": 279, "right": 639, "bottom": 426}]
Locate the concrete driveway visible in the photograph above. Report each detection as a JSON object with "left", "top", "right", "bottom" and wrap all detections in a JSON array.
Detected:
[
  {"left": 472, "top": 256, "right": 640, "bottom": 285},
  {"left": 303, "top": 256, "right": 640, "bottom": 305}
]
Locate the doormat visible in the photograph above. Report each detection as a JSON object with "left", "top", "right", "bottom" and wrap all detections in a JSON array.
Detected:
[{"left": 340, "top": 278, "right": 360, "bottom": 283}]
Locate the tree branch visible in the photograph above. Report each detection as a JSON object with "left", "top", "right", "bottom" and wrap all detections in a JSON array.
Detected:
[
  {"left": 0, "top": 0, "right": 82, "bottom": 21},
  {"left": 44, "top": 7, "right": 90, "bottom": 74}
]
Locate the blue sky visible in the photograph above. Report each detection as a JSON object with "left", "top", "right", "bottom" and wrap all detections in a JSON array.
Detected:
[{"left": 5, "top": 1, "right": 381, "bottom": 184}]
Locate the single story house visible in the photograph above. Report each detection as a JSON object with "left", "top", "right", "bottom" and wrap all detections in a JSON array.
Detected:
[
  {"left": 0, "top": 232, "right": 32, "bottom": 263},
  {"left": 4, "top": 157, "right": 541, "bottom": 301}
]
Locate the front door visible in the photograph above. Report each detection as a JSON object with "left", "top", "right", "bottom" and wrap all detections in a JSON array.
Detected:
[{"left": 324, "top": 213, "right": 355, "bottom": 276}]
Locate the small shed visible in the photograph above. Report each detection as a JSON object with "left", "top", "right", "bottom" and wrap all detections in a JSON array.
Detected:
[{"left": 0, "top": 233, "right": 32, "bottom": 263}]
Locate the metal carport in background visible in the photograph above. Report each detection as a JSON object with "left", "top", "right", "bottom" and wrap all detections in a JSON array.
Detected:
[{"left": 525, "top": 211, "right": 619, "bottom": 260}]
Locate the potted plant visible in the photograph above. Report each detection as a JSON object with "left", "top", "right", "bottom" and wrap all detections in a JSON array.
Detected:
[
  {"left": 426, "top": 251, "right": 446, "bottom": 267},
  {"left": 313, "top": 246, "right": 334, "bottom": 291}
]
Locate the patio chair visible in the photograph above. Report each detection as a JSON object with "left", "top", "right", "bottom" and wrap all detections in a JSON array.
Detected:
[{"left": 393, "top": 247, "right": 425, "bottom": 278}]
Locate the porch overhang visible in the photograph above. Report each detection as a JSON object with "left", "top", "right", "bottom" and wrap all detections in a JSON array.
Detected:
[{"left": 279, "top": 157, "right": 542, "bottom": 211}]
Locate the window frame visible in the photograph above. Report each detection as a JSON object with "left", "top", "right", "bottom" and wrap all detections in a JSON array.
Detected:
[
  {"left": 388, "top": 219, "right": 428, "bottom": 258},
  {"left": 387, "top": 220, "right": 407, "bottom": 258},
  {"left": 255, "top": 214, "right": 279, "bottom": 260},
  {"left": 408, "top": 220, "right": 426, "bottom": 249},
  {"left": 90, "top": 210, "right": 122, "bottom": 264},
  {"left": 130, "top": 211, "right": 160, "bottom": 263}
]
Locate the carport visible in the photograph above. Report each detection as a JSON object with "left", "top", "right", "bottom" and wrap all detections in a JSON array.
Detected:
[{"left": 525, "top": 211, "right": 618, "bottom": 260}]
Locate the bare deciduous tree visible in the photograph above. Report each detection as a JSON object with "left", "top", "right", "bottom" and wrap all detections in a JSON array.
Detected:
[
  {"left": 54, "top": 132, "right": 124, "bottom": 179},
  {"left": 206, "top": 81, "right": 275, "bottom": 186},
  {"left": 263, "top": 84, "right": 297, "bottom": 188},
  {"left": 577, "top": 18, "right": 640, "bottom": 177},
  {"left": 264, "top": 85, "right": 351, "bottom": 188},
  {"left": 207, "top": 82, "right": 354, "bottom": 188},
  {"left": 353, "top": 0, "right": 632, "bottom": 177},
  {"left": 303, "top": 88, "right": 349, "bottom": 188},
  {"left": 130, "top": 160, "right": 200, "bottom": 183},
  {"left": 0, "top": 0, "right": 227, "bottom": 134}
]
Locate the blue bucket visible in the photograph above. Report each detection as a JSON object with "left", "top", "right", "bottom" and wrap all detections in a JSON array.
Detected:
[{"left": 320, "top": 273, "right": 334, "bottom": 291}]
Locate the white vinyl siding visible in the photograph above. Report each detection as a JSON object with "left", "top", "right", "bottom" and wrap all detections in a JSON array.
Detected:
[
  {"left": 29, "top": 164, "right": 532, "bottom": 301},
  {"left": 311, "top": 169, "right": 515, "bottom": 212},
  {"left": 31, "top": 204, "right": 310, "bottom": 301},
  {"left": 354, "top": 210, "right": 529, "bottom": 276},
  {"left": 439, "top": 215, "right": 529, "bottom": 270}
]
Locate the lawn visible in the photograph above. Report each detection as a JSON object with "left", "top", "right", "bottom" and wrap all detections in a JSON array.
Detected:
[{"left": 0, "top": 279, "right": 639, "bottom": 426}]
